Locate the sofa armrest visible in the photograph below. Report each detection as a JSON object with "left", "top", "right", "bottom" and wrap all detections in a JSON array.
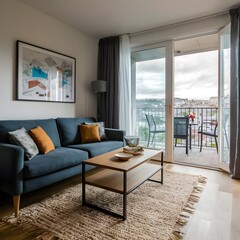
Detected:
[
  {"left": 0, "top": 143, "right": 24, "bottom": 195},
  {"left": 105, "top": 128, "right": 126, "bottom": 142}
]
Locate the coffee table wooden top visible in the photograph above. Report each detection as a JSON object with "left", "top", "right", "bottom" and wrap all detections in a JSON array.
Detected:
[{"left": 84, "top": 148, "right": 162, "bottom": 172}]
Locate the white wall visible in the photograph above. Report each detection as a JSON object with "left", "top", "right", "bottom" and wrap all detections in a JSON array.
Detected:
[{"left": 0, "top": 0, "right": 98, "bottom": 120}]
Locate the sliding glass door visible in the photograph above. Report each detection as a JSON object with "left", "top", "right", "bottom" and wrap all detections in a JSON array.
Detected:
[
  {"left": 131, "top": 42, "right": 173, "bottom": 162},
  {"left": 219, "top": 24, "right": 231, "bottom": 171}
]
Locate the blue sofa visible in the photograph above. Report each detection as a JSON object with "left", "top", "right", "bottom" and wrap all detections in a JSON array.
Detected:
[{"left": 0, "top": 117, "right": 125, "bottom": 216}]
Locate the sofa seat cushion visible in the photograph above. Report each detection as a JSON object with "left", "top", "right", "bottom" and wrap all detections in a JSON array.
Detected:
[
  {"left": 68, "top": 141, "right": 124, "bottom": 158},
  {"left": 24, "top": 147, "right": 88, "bottom": 179}
]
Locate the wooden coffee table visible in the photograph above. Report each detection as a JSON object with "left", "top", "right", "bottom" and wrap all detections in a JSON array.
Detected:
[{"left": 82, "top": 148, "right": 163, "bottom": 220}]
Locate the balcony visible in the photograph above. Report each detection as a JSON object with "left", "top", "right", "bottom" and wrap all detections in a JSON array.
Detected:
[{"left": 134, "top": 107, "right": 219, "bottom": 168}]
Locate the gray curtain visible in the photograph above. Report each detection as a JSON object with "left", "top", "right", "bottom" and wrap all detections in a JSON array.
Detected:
[
  {"left": 97, "top": 37, "right": 120, "bottom": 129},
  {"left": 229, "top": 8, "right": 240, "bottom": 179}
]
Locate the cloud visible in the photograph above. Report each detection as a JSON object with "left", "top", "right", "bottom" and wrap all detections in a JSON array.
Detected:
[
  {"left": 174, "top": 51, "right": 218, "bottom": 99},
  {"left": 136, "top": 59, "right": 165, "bottom": 99},
  {"left": 135, "top": 50, "right": 218, "bottom": 100},
  {"left": 136, "top": 59, "right": 165, "bottom": 74}
]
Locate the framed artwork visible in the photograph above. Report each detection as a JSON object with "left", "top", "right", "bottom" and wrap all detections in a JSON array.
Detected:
[{"left": 17, "top": 41, "right": 76, "bottom": 103}]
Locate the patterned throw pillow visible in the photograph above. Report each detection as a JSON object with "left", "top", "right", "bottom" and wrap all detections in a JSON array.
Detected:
[
  {"left": 9, "top": 127, "right": 39, "bottom": 160},
  {"left": 83, "top": 122, "right": 108, "bottom": 140}
]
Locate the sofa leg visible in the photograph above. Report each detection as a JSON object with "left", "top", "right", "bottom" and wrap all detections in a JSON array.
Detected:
[{"left": 13, "top": 195, "right": 20, "bottom": 217}]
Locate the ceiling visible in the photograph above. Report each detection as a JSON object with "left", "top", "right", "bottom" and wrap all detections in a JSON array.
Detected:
[
  {"left": 21, "top": 0, "right": 239, "bottom": 38},
  {"left": 131, "top": 33, "right": 218, "bottom": 61},
  {"left": 174, "top": 34, "right": 218, "bottom": 56}
]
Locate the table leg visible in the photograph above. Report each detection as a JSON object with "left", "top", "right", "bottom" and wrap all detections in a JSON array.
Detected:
[
  {"left": 123, "top": 171, "right": 127, "bottom": 220},
  {"left": 189, "top": 126, "right": 192, "bottom": 150},
  {"left": 161, "top": 151, "right": 163, "bottom": 184},
  {"left": 82, "top": 162, "right": 86, "bottom": 206}
]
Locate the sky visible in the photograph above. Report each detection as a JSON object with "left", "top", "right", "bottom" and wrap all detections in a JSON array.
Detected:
[
  {"left": 136, "top": 50, "right": 218, "bottom": 100},
  {"left": 136, "top": 58, "right": 165, "bottom": 99}
]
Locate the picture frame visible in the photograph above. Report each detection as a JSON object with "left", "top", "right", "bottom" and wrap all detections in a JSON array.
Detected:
[{"left": 17, "top": 41, "right": 76, "bottom": 103}]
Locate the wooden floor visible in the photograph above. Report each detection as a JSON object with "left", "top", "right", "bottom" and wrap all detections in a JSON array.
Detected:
[
  {"left": 165, "top": 164, "right": 240, "bottom": 240},
  {"left": 174, "top": 147, "right": 219, "bottom": 168},
  {"left": 0, "top": 164, "right": 240, "bottom": 240}
]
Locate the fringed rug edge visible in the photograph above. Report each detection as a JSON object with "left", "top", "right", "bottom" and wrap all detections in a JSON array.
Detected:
[{"left": 169, "top": 175, "right": 207, "bottom": 240}]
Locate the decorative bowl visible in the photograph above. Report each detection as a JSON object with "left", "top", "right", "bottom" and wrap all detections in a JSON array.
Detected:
[
  {"left": 124, "top": 136, "right": 140, "bottom": 147},
  {"left": 115, "top": 152, "right": 133, "bottom": 161},
  {"left": 123, "top": 146, "right": 144, "bottom": 155}
]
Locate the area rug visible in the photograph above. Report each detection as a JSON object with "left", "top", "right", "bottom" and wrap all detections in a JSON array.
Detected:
[{"left": 3, "top": 170, "right": 207, "bottom": 240}]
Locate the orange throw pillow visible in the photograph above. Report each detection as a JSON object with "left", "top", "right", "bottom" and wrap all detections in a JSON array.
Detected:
[
  {"left": 80, "top": 124, "right": 101, "bottom": 144},
  {"left": 29, "top": 126, "right": 55, "bottom": 154}
]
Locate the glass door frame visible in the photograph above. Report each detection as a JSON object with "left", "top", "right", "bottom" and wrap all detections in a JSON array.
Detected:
[
  {"left": 130, "top": 26, "right": 231, "bottom": 167},
  {"left": 218, "top": 23, "right": 231, "bottom": 172},
  {"left": 131, "top": 41, "right": 174, "bottom": 162}
]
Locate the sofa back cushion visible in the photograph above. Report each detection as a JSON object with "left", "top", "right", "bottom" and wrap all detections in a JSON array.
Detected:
[
  {"left": 0, "top": 119, "right": 61, "bottom": 148},
  {"left": 56, "top": 117, "right": 95, "bottom": 146}
]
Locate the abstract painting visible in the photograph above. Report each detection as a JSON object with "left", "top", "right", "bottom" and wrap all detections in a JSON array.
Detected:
[{"left": 17, "top": 41, "right": 76, "bottom": 103}]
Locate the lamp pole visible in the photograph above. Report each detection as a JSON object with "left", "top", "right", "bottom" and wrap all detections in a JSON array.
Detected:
[
  {"left": 91, "top": 80, "right": 106, "bottom": 122},
  {"left": 97, "top": 92, "right": 101, "bottom": 122}
]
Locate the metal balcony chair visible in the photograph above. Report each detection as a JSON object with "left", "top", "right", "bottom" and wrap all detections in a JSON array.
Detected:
[
  {"left": 198, "top": 121, "right": 218, "bottom": 153},
  {"left": 174, "top": 117, "right": 189, "bottom": 155},
  {"left": 145, "top": 114, "right": 165, "bottom": 147}
]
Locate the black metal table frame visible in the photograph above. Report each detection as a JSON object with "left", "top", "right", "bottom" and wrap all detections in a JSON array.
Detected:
[
  {"left": 189, "top": 122, "right": 198, "bottom": 150},
  {"left": 82, "top": 151, "right": 163, "bottom": 220}
]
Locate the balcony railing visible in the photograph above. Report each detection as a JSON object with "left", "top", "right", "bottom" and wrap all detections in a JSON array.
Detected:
[{"left": 133, "top": 107, "right": 218, "bottom": 149}]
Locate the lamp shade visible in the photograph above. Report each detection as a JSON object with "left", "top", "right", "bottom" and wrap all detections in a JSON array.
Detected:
[{"left": 91, "top": 80, "right": 106, "bottom": 93}]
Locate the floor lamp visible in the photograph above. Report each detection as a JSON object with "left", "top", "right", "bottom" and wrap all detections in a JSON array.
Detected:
[{"left": 91, "top": 80, "right": 106, "bottom": 121}]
